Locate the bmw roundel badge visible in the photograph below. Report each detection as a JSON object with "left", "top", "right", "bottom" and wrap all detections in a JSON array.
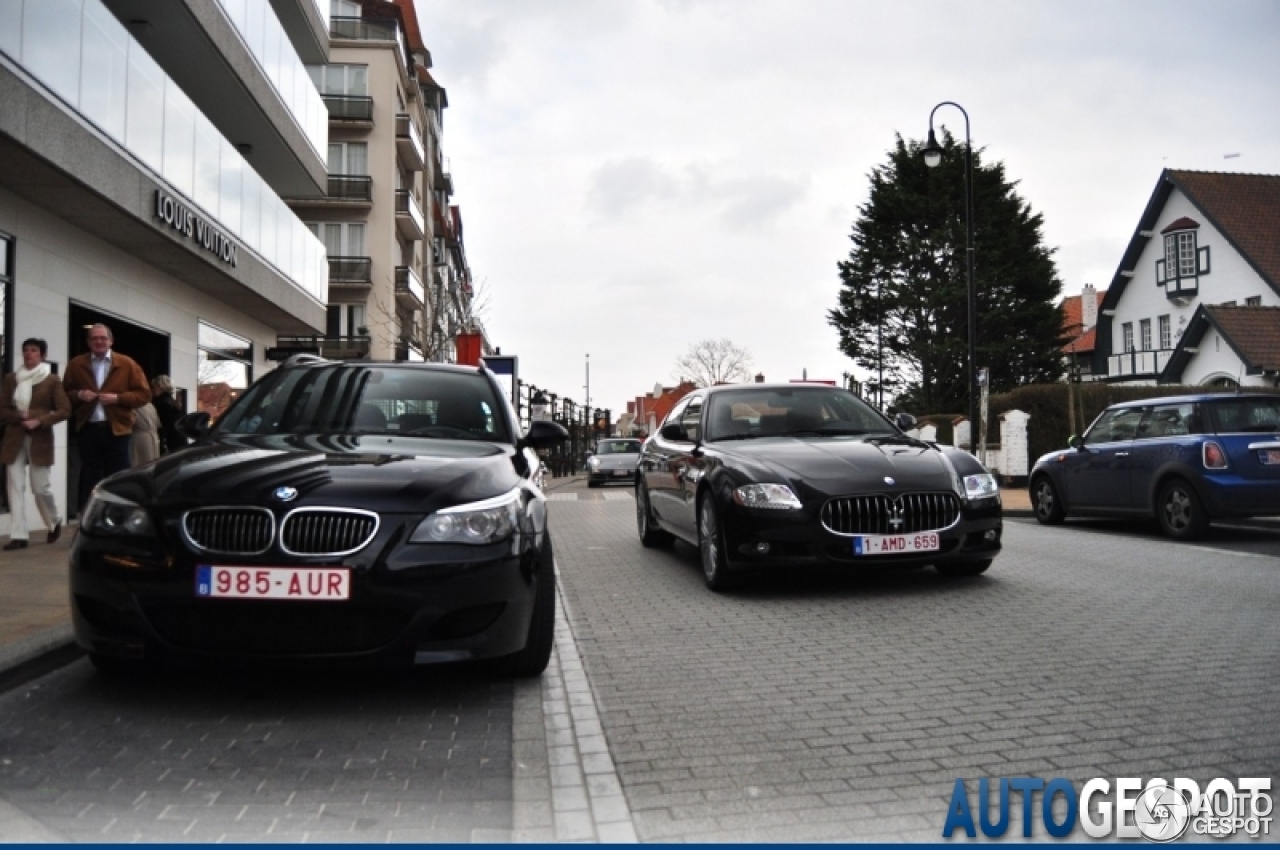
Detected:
[
  {"left": 884, "top": 477, "right": 895, "bottom": 486},
  {"left": 273, "top": 486, "right": 298, "bottom": 502}
]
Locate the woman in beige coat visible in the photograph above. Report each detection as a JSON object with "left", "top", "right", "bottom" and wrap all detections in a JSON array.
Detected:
[
  {"left": 131, "top": 402, "right": 161, "bottom": 467},
  {"left": 0, "top": 338, "right": 71, "bottom": 549}
]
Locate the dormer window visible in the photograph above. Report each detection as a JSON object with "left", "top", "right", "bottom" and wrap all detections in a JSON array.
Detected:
[{"left": 1155, "top": 217, "right": 1209, "bottom": 300}]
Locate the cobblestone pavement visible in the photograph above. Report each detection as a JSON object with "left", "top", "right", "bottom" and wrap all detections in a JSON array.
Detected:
[
  {"left": 0, "top": 665, "right": 516, "bottom": 842},
  {"left": 549, "top": 495, "right": 1280, "bottom": 842}
]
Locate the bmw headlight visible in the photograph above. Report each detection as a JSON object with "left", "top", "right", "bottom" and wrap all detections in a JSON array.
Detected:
[
  {"left": 410, "top": 489, "right": 522, "bottom": 544},
  {"left": 733, "top": 483, "right": 802, "bottom": 510},
  {"left": 963, "top": 473, "right": 999, "bottom": 501},
  {"left": 82, "top": 488, "right": 156, "bottom": 537}
]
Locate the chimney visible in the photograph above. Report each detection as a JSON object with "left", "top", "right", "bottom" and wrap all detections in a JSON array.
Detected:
[
  {"left": 755, "top": 373, "right": 765, "bottom": 383},
  {"left": 1081, "top": 283, "right": 1099, "bottom": 331}
]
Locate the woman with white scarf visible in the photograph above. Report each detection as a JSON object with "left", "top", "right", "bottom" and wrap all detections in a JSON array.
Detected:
[{"left": 0, "top": 338, "right": 71, "bottom": 549}]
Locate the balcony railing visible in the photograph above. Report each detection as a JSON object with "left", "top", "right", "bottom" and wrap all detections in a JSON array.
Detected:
[
  {"left": 327, "top": 175, "right": 372, "bottom": 202},
  {"left": 395, "top": 115, "right": 425, "bottom": 172},
  {"left": 395, "top": 266, "right": 426, "bottom": 308},
  {"left": 395, "top": 191, "right": 425, "bottom": 241},
  {"left": 432, "top": 153, "right": 452, "bottom": 193},
  {"left": 330, "top": 16, "right": 399, "bottom": 41},
  {"left": 1107, "top": 348, "right": 1174, "bottom": 379},
  {"left": 327, "top": 256, "right": 372, "bottom": 285},
  {"left": 322, "top": 94, "right": 374, "bottom": 123},
  {"left": 277, "top": 335, "right": 371, "bottom": 360}
]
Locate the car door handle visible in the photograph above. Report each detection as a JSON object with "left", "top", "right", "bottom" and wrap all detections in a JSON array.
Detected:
[{"left": 1115, "top": 452, "right": 1129, "bottom": 457}]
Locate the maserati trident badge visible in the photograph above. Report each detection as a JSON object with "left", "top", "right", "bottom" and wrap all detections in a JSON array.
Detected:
[{"left": 273, "top": 486, "right": 298, "bottom": 502}]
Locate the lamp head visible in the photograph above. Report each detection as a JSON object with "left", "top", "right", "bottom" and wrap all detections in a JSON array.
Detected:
[{"left": 922, "top": 128, "right": 943, "bottom": 168}]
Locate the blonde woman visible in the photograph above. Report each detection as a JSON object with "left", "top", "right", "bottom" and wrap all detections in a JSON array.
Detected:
[{"left": 0, "top": 338, "right": 71, "bottom": 549}]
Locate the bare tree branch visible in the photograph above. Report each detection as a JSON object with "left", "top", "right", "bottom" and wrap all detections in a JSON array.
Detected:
[{"left": 673, "top": 338, "right": 753, "bottom": 387}]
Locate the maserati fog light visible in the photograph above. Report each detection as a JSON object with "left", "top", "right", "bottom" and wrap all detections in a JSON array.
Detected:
[{"left": 984, "top": 529, "right": 999, "bottom": 541}]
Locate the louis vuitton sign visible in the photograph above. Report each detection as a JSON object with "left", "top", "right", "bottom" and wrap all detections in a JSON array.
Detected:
[{"left": 154, "top": 190, "right": 239, "bottom": 267}]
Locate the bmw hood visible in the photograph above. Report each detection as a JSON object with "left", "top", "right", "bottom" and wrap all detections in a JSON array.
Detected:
[
  {"left": 101, "top": 434, "right": 523, "bottom": 514},
  {"left": 722, "top": 437, "right": 961, "bottom": 496}
]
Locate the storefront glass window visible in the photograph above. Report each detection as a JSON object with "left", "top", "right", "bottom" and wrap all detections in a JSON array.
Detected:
[{"left": 198, "top": 321, "right": 252, "bottom": 421}]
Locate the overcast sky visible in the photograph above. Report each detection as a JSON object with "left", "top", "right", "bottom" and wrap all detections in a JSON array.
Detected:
[{"left": 413, "top": 0, "right": 1280, "bottom": 420}]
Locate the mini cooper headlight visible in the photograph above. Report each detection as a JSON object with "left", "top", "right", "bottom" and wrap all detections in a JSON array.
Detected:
[
  {"left": 82, "top": 488, "right": 155, "bottom": 537},
  {"left": 733, "top": 483, "right": 802, "bottom": 510},
  {"left": 410, "top": 490, "right": 522, "bottom": 544},
  {"left": 963, "top": 473, "right": 999, "bottom": 501},
  {"left": 587, "top": 456, "right": 600, "bottom": 470}
]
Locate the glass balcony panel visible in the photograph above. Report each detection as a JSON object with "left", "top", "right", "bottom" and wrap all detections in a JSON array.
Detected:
[
  {"left": 194, "top": 114, "right": 222, "bottom": 218},
  {"left": 124, "top": 39, "right": 165, "bottom": 173},
  {"left": 23, "top": 0, "right": 82, "bottom": 105},
  {"left": 79, "top": 1, "right": 128, "bottom": 142},
  {"left": 0, "top": 0, "right": 21, "bottom": 58},
  {"left": 241, "top": 174, "right": 261, "bottom": 247},
  {"left": 219, "top": 138, "right": 242, "bottom": 234},
  {"left": 162, "top": 83, "right": 196, "bottom": 197}
]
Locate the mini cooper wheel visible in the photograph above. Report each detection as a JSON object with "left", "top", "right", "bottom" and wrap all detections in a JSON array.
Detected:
[
  {"left": 493, "top": 535, "right": 556, "bottom": 677},
  {"left": 636, "top": 482, "right": 673, "bottom": 548},
  {"left": 1156, "top": 478, "right": 1208, "bottom": 541},
  {"left": 698, "top": 492, "right": 735, "bottom": 592},
  {"left": 1031, "top": 476, "right": 1065, "bottom": 525}
]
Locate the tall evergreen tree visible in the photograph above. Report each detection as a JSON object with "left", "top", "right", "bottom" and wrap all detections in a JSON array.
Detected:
[{"left": 829, "top": 132, "right": 1065, "bottom": 412}]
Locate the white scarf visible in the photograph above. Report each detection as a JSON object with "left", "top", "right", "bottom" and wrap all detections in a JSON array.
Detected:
[{"left": 14, "top": 363, "right": 51, "bottom": 415}]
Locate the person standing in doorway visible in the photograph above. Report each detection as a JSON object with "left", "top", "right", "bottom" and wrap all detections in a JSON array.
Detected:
[
  {"left": 0, "top": 338, "right": 71, "bottom": 549},
  {"left": 150, "top": 375, "right": 189, "bottom": 454},
  {"left": 62, "top": 323, "right": 151, "bottom": 510}
]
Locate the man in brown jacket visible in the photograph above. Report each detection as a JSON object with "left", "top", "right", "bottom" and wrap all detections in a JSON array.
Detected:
[
  {"left": 62, "top": 323, "right": 151, "bottom": 510},
  {"left": 1, "top": 338, "right": 71, "bottom": 548}
]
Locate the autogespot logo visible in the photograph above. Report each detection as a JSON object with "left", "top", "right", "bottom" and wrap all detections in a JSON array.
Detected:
[{"left": 942, "top": 777, "right": 1272, "bottom": 841}]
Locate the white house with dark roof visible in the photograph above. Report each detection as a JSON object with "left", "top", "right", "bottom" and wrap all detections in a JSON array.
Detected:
[{"left": 1094, "top": 170, "right": 1280, "bottom": 388}]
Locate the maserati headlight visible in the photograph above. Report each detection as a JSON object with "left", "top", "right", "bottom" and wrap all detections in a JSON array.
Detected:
[
  {"left": 82, "top": 488, "right": 155, "bottom": 537},
  {"left": 963, "top": 473, "right": 999, "bottom": 501},
  {"left": 410, "top": 489, "right": 521, "bottom": 544},
  {"left": 733, "top": 483, "right": 802, "bottom": 510}
]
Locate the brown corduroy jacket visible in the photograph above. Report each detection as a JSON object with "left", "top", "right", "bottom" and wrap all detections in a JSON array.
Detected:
[
  {"left": 62, "top": 350, "right": 152, "bottom": 436},
  {"left": 0, "top": 373, "right": 71, "bottom": 466}
]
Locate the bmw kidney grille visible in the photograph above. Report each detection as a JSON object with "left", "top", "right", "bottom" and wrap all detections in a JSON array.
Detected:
[{"left": 181, "top": 507, "right": 379, "bottom": 556}]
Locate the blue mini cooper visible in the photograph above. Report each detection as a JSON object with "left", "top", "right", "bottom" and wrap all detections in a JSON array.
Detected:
[{"left": 1028, "top": 393, "right": 1280, "bottom": 539}]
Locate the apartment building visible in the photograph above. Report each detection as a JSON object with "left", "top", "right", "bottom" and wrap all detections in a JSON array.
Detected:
[
  {"left": 0, "top": 0, "right": 330, "bottom": 520},
  {"left": 288, "top": 0, "right": 476, "bottom": 364}
]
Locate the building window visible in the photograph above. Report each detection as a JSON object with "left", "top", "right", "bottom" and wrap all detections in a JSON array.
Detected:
[
  {"left": 1246, "top": 296, "right": 1262, "bottom": 307},
  {"left": 1139, "top": 319, "right": 1152, "bottom": 351},
  {"left": 327, "top": 142, "right": 367, "bottom": 175},
  {"left": 1175, "top": 232, "right": 1196, "bottom": 277},
  {"left": 1158, "top": 314, "right": 1171, "bottom": 349},
  {"left": 1156, "top": 226, "right": 1209, "bottom": 299},
  {"left": 308, "top": 63, "right": 367, "bottom": 96},
  {"left": 326, "top": 304, "right": 366, "bottom": 337},
  {"left": 307, "top": 222, "right": 365, "bottom": 257},
  {"left": 1122, "top": 322, "right": 1134, "bottom": 353},
  {"left": 197, "top": 321, "right": 252, "bottom": 421}
]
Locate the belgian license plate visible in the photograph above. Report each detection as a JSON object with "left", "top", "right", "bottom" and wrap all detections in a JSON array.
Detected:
[
  {"left": 613, "top": 470, "right": 631, "bottom": 476},
  {"left": 853, "top": 532, "right": 941, "bottom": 555},
  {"left": 1262, "top": 450, "right": 1280, "bottom": 465},
  {"left": 196, "top": 565, "right": 350, "bottom": 601}
]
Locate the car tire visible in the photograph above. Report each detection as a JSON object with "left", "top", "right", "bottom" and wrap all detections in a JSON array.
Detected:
[
  {"left": 1031, "top": 476, "right": 1065, "bottom": 525},
  {"left": 935, "top": 559, "right": 993, "bottom": 578},
  {"left": 493, "top": 535, "right": 557, "bottom": 677},
  {"left": 636, "top": 482, "right": 673, "bottom": 548},
  {"left": 698, "top": 491, "right": 736, "bottom": 592},
  {"left": 587, "top": 480, "right": 599, "bottom": 489},
  {"left": 1156, "top": 478, "right": 1209, "bottom": 541}
]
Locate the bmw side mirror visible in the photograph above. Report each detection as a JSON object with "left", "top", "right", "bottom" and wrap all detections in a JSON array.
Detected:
[
  {"left": 1069, "top": 434, "right": 1085, "bottom": 451},
  {"left": 177, "top": 411, "right": 212, "bottom": 441},
  {"left": 659, "top": 423, "right": 688, "bottom": 442},
  {"left": 895, "top": 412, "right": 917, "bottom": 431},
  {"left": 521, "top": 419, "right": 568, "bottom": 450}
]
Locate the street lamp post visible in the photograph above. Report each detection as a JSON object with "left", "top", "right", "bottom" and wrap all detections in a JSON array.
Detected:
[{"left": 922, "top": 101, "right": 977, "bottom": 450}]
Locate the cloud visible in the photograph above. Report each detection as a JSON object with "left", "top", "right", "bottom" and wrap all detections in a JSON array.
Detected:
[{"left": 586, "top": 157, "right": 679, "bottom": 218}]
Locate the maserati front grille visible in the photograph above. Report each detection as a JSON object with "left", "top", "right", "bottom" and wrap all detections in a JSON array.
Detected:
[
  {"left": 820, "top": 492, "right": 961, "bottom": 536},
  {"left": 280, "top": 508, "right": 379, "bottom": 556},
  {"left": 182, "top": 507, "right": 275, "bottom": 555}
]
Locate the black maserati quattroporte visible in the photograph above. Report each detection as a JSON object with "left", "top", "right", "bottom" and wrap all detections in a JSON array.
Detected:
[
  {"left": 71, "top": 357, "right": 567, "bottom": 675},
  {"left": 635, "top": 383, "right": 1002, "bottom": 590}
]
